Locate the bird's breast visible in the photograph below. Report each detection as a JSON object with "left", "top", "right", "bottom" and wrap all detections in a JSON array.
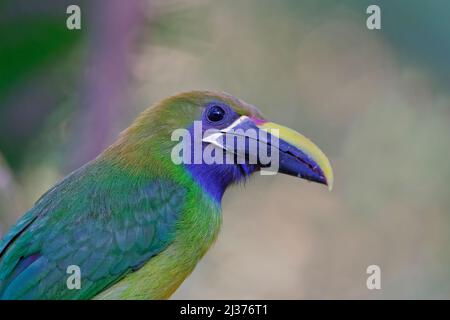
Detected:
[{"left": 96, "top": 189, "right": 222, "bottom": 300}]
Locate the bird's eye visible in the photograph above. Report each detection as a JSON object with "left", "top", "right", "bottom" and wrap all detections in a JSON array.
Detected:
[{"left": 206, "top": 105, "right": 226, "bottom": 122}]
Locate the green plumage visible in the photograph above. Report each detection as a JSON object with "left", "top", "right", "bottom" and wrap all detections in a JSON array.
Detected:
[{"left": 0, "top": 163, "right": 185, "bottom": 299}]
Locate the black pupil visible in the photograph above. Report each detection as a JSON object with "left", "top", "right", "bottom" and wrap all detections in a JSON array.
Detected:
[{"left": 207, "top": 105, "right": 225, "bottom": 122}]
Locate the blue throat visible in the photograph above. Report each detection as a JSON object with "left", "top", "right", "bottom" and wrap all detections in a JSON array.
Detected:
[
  {"left": 185, "top": 162, "right": 256, "bottom": 203},
  {"left": 181, "top": 123, "right": 257, "bottom": 203}
]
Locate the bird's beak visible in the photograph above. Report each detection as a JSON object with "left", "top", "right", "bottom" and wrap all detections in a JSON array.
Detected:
[{"left": 202, "top": 116, "right": 334, "bottom": 190}]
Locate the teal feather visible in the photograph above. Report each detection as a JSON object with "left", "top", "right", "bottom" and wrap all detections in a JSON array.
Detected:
[{"left": 0, "top": 160, "right": 187, "bottom": 299}]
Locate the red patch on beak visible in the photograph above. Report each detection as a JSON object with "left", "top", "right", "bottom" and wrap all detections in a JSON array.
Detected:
[{"left": 250, "top": 116, "right": 267, "bottom": 126}]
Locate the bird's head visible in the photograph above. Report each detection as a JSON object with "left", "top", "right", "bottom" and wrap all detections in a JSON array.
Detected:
[{"left": 113, "top": 91, "right": 333, "bottom": 202}]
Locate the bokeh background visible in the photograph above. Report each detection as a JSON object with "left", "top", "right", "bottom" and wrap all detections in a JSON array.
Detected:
[{"left": 1, "top": 0, "right": 450, "bottom": 299}]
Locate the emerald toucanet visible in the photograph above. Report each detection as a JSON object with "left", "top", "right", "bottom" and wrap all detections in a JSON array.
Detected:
[{"left": 0, "top": 91, "right": 333, "bottom": 299}]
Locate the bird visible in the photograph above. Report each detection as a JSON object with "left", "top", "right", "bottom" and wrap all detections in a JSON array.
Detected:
[{"left": 0, "top": 91, "right": 333, "bottom": 299}]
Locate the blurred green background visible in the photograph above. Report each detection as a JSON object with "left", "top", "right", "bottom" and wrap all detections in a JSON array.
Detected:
[{"left": 1, "top": 0, "right": 450, "bottom": 299}]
